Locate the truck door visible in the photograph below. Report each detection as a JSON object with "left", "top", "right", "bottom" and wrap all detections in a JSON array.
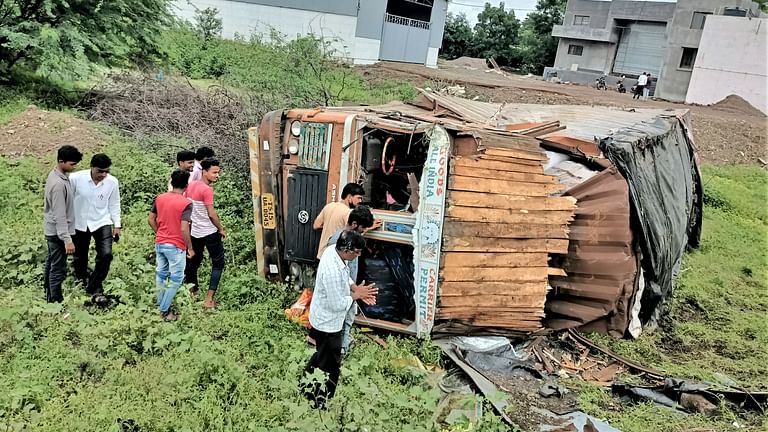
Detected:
[{"left": 285, "top": 169, "right": 328, "bottom": 263}]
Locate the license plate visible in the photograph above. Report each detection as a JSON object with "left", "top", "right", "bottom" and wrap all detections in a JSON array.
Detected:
[{"left": 261, "top": 193, "right": 276, "bottom": 229}]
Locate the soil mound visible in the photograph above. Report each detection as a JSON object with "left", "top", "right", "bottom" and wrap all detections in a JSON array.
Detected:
[
  {"left": 0, "top": 106, "right": 105, "bottom": 158},
  {"left": 711, "top": 94, "right": 766, "bottom": 118},
  {"left": 444, "top": 57, "right": 489, "bottom": 70}
]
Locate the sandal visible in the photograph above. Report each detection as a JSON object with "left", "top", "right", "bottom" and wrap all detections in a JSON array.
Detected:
[
  {"left": 92, "top": 294, "right": 109, "bottom": 307},
  {"left": 162, "top": 311, "right": 179, "bottom": 321}
]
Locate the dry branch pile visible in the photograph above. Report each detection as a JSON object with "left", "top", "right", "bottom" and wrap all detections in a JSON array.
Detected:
[{"left": 83, "top": 72, "right": 272, "bottom": 177}]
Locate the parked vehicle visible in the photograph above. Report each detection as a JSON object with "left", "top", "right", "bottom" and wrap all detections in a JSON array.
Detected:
[
  {"left": 595, "top": 75, "right": 607, "bottom": 90},
  {"left": 248, "top": 91, "right": 703, "bottom": 338}
]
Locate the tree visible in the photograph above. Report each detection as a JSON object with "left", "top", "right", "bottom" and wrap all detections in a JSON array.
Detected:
[
  {"left": 194, "top": 7, "right": 223, "bottom": 41},
  {"left": 0, "top": 0, "right": 172, "bottom": 78},
  {"left": 472, "top": 2, "right": 521, "bottom": 67},
  {"left": 516, "top": 0, "right": 567, "bottom": 74},
  {"left": 440, "top": 12, "right": 474, "bottom": 59}
]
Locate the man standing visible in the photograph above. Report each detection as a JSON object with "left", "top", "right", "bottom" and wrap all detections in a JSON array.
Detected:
[
  {"left": 190, "top": 146, "right": 215, "bottom": 183},
  {"left": 643, "top": 73, "right": 652, "bottom": 101},
  {"left": 149, "top": 170, "right": 194, "bottom": 321},
  {"left": 313, "top": 183, "right": 366, "bottom": 259},
  {"left": 168, "top": 150, "right": 196, "bottom": 191},
  {"left": 634, "top": 72, "right": 648, "bottom": 100},
  {"left": 184, "top": 158, "right": 226, "bottom": 309},
  {"left": 71, "top": 154, "right": 121, "bottom": 305},
  {"left": 302, "top": 230, "right": 377, "bottom": 408},
  {"left": 43, "top": 145, "right": 82, "bottom": 303},
  {"left": 325, "top": 206, "right": 375, "bottom": 353}
]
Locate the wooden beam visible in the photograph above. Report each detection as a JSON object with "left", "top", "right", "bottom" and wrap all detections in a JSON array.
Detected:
[
  {"left": 440, "top": 281, "right": 548, "bottom": 296},
  {"left": 443, "top": 221, "right": 570, "bottom": 239},
  {"left": 442, "top": 237, "right": 570, "bottom": 253},
  {"left": 484, "top": 147, "right": 547, "bottom": 161},
  {"left": 447, "top": 191, "right": 577, "bottom": 211},
  {"left": 453, "top": 157, "right": 544, "bottom": 174},
  {"left": 450, "top": 164, "right": 556, "bottom": 184},
  {"left": 439, "top": 295, "right": 545, "bottom": 308},
  {"left": 440, "top": 266, "right": 549, "bottom": 282},
  {"left": 449, "top": 176, "right": 564, "bottom": 195},
  {"left": 441, "top": 252, "right": 548, "bottom": 268},
  {"left": 446, "top": 206, "right": 574, "bottom": 224}
]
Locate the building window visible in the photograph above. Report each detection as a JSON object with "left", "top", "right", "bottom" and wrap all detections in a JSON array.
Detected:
[
  {"left": 723, "top": 7, "right": 748, "bottom": 17},
  {"left": 690, "top": 12, "right": 712, "bottom": 30},
  {"left": 568, "top": 44, "right": 583, "bottom": 56},
  {"left": 573, "top": 15, "right": 590, "bottom": 26},
  {"left": 679, "top": 47, "right": 698, "bottom": 69}
]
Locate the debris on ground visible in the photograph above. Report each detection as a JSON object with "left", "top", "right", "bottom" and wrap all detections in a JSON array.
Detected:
[{"left": 0, "top": 106, "right": 105, "bottom": 157}]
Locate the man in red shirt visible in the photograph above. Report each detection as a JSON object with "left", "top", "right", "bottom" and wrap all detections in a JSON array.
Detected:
[
  {"left": 148, "top": 170, "right": 194, "bottom": 321},
  {"left": 184, "top": 158, "right": 226, "bottom": 309}
]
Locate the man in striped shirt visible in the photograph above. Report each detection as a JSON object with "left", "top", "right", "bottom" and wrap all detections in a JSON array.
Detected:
[
  {"left": 302, "top": 230, "right": 377, "bottom": 408},
  {"left": 184, "top": 158, "right": 226, "bottom": 309}
]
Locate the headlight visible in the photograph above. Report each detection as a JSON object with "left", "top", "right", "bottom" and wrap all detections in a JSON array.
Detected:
[
  {"left": 288, "top": 139, "right": 299, "bottom": 155},
  {"left": 290, "top": 120, "right": 302, "bottom": 137}
]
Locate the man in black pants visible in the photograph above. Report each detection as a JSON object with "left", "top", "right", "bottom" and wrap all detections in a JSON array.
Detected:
[
  {"left": 301, "top": 230, "right": 377, "bottom": 408},
  {"left": 43, "top": 145, "right": 82, "bottom": 303},
  {"left": 184, "top": 158, "right": 226, "bottom": 308},
  {"left": 71, "top": 153, "right": 122, "bottom": 305}
]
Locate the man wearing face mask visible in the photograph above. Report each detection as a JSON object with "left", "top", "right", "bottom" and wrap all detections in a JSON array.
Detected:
[{"left": 71, "top": 153, "right": 122, "bottom": 305}]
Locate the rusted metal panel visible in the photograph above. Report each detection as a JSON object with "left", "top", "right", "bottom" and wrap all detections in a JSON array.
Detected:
[{"left": 545, "top": 167, "right": 639, "bottom": 337}]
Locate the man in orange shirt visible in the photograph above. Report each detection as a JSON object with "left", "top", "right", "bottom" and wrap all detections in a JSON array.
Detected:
[{"left": 312, "top": 183, "right": 365, "bottom": 259}]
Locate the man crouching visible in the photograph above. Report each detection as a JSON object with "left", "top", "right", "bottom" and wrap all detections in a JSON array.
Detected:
[{"left": 302, "top": 230, "right": 377, "bottom": 408}]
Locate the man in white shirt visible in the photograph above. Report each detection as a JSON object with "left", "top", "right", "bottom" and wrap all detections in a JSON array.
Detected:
[
  {"left": 302, "top": 230, "right": 377, "bottom": 408},
  {"left": 71, "top": 153, "right": 121, "bottom": 305},
  {"left": 634, "top": 72, "right": 648, "bottom": 100}
]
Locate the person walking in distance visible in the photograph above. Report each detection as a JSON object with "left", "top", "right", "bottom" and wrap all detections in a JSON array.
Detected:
[
  {"left": 184, "top": 158, "right": 226, "bottom": 309},
  {"left": 634, "top": 72, "right": 648, "bottom": 100},
  {"left": 190, "top": 147, "right": 215, "bottom": 183},
  {"left": 43, "top": 145, "right": 83, "bottom": 303},
  {"left": 302, "top": 230, "right": 377, "bottom": 408},
  {"left": 71, "top": 154, "right": 122, "bottom": 306},
  {"left": 168, "top": 150, "right": 196, "bottom": 191},
  {"left": 643, "top": 73, "right": 652, "bottom": 101},
  {"left": 149, "top": 170, "right": 194, "bottom": 321}
]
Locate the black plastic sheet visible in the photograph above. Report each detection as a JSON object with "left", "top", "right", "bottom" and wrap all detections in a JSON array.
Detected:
[{"left": 599, "top": 115, "right": 703, "bottom": 327}]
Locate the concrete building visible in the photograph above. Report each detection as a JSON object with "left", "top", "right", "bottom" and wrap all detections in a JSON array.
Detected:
[
  {"left": 172, "top": 0, "right": 448, "bottom": 67},
  {"left": 546, "top": 0, "right": 763, "bottom": 101},
  {"left": 685, "top": 15, "right": 767, "bottom": 114}
]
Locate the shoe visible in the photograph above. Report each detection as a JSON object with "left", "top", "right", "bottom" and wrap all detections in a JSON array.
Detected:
[{"left": 161, "top": 311, "right": 179, "bottom": 321}]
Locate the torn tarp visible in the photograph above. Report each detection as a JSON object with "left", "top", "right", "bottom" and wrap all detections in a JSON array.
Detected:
[{"left": 599, "top": 115, "right": 703, "bottom": 328}]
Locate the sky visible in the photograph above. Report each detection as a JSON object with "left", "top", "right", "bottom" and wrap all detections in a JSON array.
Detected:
[{"left": 447, "top": 0, "right": 540, "bottom": 23}]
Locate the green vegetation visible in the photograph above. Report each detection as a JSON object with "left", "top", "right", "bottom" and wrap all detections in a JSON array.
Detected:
[
  {"left": 440, "top": 0, "right": 566, "bottom": 74},
  {"left": 0, "top": 0, "right": 171, "bottom": 78},
  {"left": 161, "top": 26, "right": 416, "bottom": 107}
]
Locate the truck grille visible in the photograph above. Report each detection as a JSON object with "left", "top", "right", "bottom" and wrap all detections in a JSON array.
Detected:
[{"left": 298, "top": 122, "right": 332, "bottom": 170}]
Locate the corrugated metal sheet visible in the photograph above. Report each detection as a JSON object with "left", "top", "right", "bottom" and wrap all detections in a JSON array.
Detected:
[
  {"left": 545, "top": 167, "right": 639, "bottom": 337},
  {"left": 411, "top": 92, "right": 688, "bottom": 142}
]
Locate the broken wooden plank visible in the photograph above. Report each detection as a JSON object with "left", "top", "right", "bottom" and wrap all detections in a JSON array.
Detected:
[
  {"left": 453, "top": 156, "right": 544, "bottom": 174},
  {"left": 439, "top": 281, "right": 548, "bottom": 296},
  {"left": 440, "top": 266, "right": 549, "bottom": 282},
  {"left": 449, "top": 176, "right": 564, "bottom": 195},
  {"left": 548, "top": 267, "right": 568, "bottom": 277},
  {"left": 446, "top": 206, "right": 575, "bottom": 224},
  {"left": 447, "top": 191, "right": 577, "bottom": 211},
  {"left": 441, "top": 252, "right": 548, "bottom": 268},
  {"left": 442, "top": 237, "right": 570, "bottom": 253},
  {"left": 443, "top": 221, "right": 570, "bottom": 239}
]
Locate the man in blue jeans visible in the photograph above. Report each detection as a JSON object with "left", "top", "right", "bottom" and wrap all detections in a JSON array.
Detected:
[
  {"left": 148, "top": 170, "right": 194, "bottom": 321},
  {"left": 43, "top": 145, "right": 83, "bottom": 303}
]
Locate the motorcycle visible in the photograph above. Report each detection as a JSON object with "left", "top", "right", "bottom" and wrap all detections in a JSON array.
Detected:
[
  {"left": 595, "top": 75, "right": 607, "bottom": 90},
  {"left": 617, "top": 81, "right": 626, "bottom": 93}
]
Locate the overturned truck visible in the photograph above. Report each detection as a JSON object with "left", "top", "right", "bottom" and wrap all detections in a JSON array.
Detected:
[{"left": 248, "top": 91, "right": 703, "bottom": 338}]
